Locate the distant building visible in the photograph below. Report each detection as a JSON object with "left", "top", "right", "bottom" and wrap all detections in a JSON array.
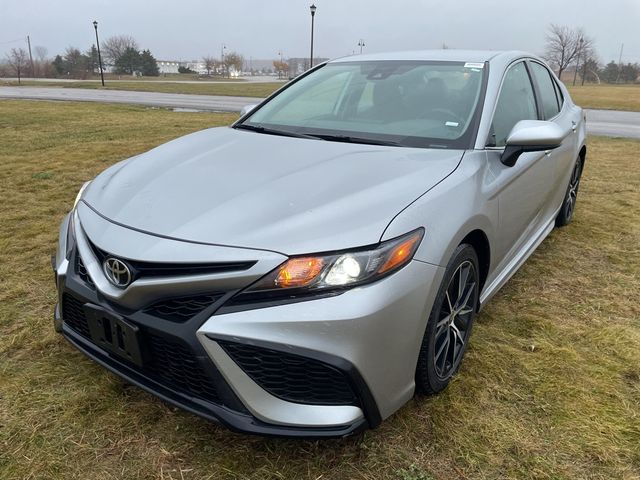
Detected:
[
  {"left": 185, "top": 61, "right": 208, "bottom": 75},
  {"left": 287, "top": 57, "right": 329, "bottom": 77},
  {"left": 157, "top": 60, "right": 180, "bottom": 74}
]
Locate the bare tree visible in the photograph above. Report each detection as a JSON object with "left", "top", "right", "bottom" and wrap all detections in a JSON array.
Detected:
[
  {"left": 545, "top": 24, "right": 590, "bottom": 79},
  {"left": 34, "top": 46, "right": 48, "bottom": 62},
  {"left": 33, "top": 46, "right": 48, "bottom": 77},
  {"left": 576, "top": 39, "right": 596, "bottom": 85},
  {"left": 273, "top": 60, "right": 288, "bottom": 79},
  {"left": 102, "top": 35, "right": 139, "bottom": 65},
  {"left": 202, "top": 55, "right": 217, "bottom": 75},
  {"left": 6, "top": 48, "right": 29, "bottom": 84},
  {"left": 223, "top": 52, "right": 244, "bottom": 77}
]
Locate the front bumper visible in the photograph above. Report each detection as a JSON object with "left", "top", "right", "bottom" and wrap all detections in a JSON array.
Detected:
[{"left": 53, "top": 210, "right": 443, "bottom": 437}]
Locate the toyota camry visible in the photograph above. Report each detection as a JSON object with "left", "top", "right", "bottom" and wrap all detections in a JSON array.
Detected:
[{"left": 53, "top": 50, "right": 586, "bottom": 437}]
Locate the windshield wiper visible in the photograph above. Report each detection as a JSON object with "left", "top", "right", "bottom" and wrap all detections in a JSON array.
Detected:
[
  {"left": 234, "top": 123, "right": 316, "bottom": 139},
  {"left": 305, "top": 133, "right": 402, "bottom": 147}
]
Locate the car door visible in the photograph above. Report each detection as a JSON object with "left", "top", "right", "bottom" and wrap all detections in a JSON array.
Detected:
[
  {"left": 527, "top": 60, "right": 579, "bottom": 217},
  {"left": 485, "top": 60, "right": 554, "bottom": 272}
]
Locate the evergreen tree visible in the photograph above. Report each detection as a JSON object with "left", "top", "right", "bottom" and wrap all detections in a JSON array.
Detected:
[
  {"left": 85, "top": 45, "right": 99, "bottom": 74},
  {"left": 52, "top": 55, "right": 65, "bottom": 76},
  {"left": 140, "top": 49, "right": 159, "bottom": 76},
  {"left": 114, "top": 47, "right": 141, "bottom": 75},
  {"left": 601, "top": 61, "right": 620, "bottom": 83}
]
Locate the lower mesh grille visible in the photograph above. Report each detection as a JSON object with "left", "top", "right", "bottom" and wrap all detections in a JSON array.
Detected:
[
  {"left": 219, "top": 341, "right": 358, "bottom": 406},
  {"left": 61, "top": 294, "right": 220, "bottom": 404},
  {"left": 62, "top": 293, "right": 91, "bottom": 338},
  {"left": 146, "top": 334, "right": 220, "bottom": 403},
  {"left": 143, "top": 293, "right": 224, "bottom": 322}
]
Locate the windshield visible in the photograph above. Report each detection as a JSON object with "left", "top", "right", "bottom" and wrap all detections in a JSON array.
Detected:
[{"left": 239, "top": 60, "right": 486, "bottom": 149}]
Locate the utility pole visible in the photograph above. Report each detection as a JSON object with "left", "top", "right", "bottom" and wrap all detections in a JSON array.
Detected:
[
  {"left": 26, "top": 35, "right": 34, "bottom": 78},
  {"left": 616, "top": 43, "right": 624, "bottom": 84}
]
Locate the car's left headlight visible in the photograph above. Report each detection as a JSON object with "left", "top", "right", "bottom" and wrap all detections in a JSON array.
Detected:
[{"left": 234, "top": 228, "right": 424, "bottom": 303}]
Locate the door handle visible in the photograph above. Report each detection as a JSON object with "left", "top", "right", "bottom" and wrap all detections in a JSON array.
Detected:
[{"left": 571, "top": 121, "right": 577, "bottom": 132}]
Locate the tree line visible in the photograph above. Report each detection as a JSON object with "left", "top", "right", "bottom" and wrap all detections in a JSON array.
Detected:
[
  {"left": 3, "top": 35, "right": 160, "bottom": 83},
  {"left": 545, "top": 24, "right": 638, "bottom": 84},
  {"left": 3, "top": 28, "right": 638, "bottom": 85}
]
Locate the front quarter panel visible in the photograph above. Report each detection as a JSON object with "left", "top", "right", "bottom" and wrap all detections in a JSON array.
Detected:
[{"left": 382, "top": 150, "right": 497, "bottom": 273}]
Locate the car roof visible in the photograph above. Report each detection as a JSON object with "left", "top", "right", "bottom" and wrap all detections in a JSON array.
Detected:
[{"left": 329, "top": 49, "right": 532, "bottom": 65}]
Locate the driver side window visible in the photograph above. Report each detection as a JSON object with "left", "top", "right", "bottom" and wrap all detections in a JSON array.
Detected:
[{"left": 489, "top": 62, "right": 538, "bottom": 147}]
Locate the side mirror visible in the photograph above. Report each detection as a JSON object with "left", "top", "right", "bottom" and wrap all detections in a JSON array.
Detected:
[
  {"left": 501, "top": 120, "right": 564, "bottom": 167},
  {"left": 240, "top": 104, "right": 258, "bottom": 117}
]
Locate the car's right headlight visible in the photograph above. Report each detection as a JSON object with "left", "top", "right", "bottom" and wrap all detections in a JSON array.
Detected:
[{"left": 232, "top": 228, "right": 424, "bottom": 303}]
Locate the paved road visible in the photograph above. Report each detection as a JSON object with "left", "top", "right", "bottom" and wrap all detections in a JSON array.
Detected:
[
  {"left": 1, "top": 86, "right": 638, "bottom": 138},
  {"left": 0, "top": 86, "right": 257, "bottom": 112},
  {"left": 584, "top": 109, "right": 640, "bottom": 139},
  {"left": 2, "top": 75, "right": 282, "bottom": 84}
]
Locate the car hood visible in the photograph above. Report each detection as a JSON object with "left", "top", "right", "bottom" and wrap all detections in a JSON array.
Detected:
[{"left": 82, "top": 127, "right": 463, "bottom": 255}]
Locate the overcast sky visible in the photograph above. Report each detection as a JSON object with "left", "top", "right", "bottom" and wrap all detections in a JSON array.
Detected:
[{"left": 1, "top": 0, "right": 639, "bottom": 64}]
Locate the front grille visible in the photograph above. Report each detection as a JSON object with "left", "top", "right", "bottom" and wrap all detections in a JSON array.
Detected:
[
  {"left": 62, "top": 293, "right": 91, "bottom": 338},
  {"left": 143, "top": 293, "right": 224, "bottom": 322},
  {"left": 75, "top": 254, "right": 95, "bottom": 289},
  {"left": 219, "top": 341, "right": 359, "bottom": 406},
  {"left": 88, "top": 241, "right": 256, "bottom": 280},
  {"left": 61, "top": 295, "right": 220, "bottom": 404},
  {"left": 146, "top": 334, "right": 220, "bottom": 403}
]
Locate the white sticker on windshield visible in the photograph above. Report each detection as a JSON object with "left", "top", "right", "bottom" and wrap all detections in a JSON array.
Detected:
[
  {"left": 464, "top": 62, "right": 484, "bottom": 69},
  {"left": 445, "top": 121, "right": 459, "bottom": 127}
]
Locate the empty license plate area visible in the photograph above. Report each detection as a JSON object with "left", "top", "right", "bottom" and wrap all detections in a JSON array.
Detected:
[{"left": 84, "top": 304, "right": 144, "bottom": 367}]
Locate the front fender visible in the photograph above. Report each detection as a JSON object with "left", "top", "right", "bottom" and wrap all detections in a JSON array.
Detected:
[{"left": 382, "top": 151, "right": 497, "bottom": 271}]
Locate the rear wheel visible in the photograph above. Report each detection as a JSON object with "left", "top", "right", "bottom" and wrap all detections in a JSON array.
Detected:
[
  {"left": 415, "top": 244, "right": 479, "bottom": 394},
  {"left": 556, "top": 156, "right": 584, "bottom": 227}
]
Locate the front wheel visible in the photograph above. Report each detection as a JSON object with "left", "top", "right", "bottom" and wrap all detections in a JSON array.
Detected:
[
  {"left": 415, "top": 244, "right": 479, "bottom": 394},
  {"left": 556, "top": 156, "right": 584, "bottom": 227}
]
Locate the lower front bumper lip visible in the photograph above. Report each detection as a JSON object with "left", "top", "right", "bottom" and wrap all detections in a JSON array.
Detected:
[{"left": 59, "top": 324, "right": 368, "bottom": 438}]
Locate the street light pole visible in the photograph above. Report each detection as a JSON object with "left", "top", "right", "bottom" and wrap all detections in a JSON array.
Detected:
[
  {"left": 309, "top": 4, "right": 317, "bottom": 68},
  {"left": 358, "top": 39, "right": 365, "bottom": 54},
  {"left": 221, "top": 43, "right": 227, "bottom": 77},
  {"left": 93, "top": 21, "right": 105, "bottom": 86}
]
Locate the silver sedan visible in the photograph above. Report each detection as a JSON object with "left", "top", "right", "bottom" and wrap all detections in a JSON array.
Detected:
[{"left": 53, "top": 50, "right": 586, "bottom": 437}]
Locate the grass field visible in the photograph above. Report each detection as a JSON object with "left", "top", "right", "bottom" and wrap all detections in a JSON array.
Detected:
[
  {"left": 0, "top": 99, "right": 638, "bottom": 480},
  {"left": 566, "top": 84, "right": 640, "bottom": 112},
  {"left": 1, "top": 79, "right": 283, "bottom": 98}
]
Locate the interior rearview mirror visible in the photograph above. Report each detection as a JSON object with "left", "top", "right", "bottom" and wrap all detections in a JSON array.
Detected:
[
  {"left": 240, "top": 104, "right": 259, "bottom": 117},
  {"left": 501, "top": 120, "right": 564, "bottom": 167}
]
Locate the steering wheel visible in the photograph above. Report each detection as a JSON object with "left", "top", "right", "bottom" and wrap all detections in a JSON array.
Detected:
[{"left": 422, "top": 107, "right": 464, "bottom": 126}]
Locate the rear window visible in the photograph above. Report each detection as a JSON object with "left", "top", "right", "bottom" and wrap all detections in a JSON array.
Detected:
[{"left": 530, "top": 62, "right": 561, "bottom": 119}]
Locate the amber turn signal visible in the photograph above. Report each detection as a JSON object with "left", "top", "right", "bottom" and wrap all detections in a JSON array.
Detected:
[
  {"left": 377, "top": 233, "right": 422, "bottom": 274},
  {"left": 275, "top": 257, "right": 325, "bottom": 288}
]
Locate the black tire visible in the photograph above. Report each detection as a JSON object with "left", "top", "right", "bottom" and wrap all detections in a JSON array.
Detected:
[
  {"left": 555, "top": 156, "right": 584, "bottom": 227},
  {"left": 415, "top": 244, "right": 480, "bottom": 394}
]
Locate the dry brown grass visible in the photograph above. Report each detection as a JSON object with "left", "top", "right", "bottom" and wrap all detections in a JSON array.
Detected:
[
  {"left": 567, "top": 84, "right": 640, "bottom": 112},
  {"left": 0, "top": 99, "right": 639, "bottom": 479}
]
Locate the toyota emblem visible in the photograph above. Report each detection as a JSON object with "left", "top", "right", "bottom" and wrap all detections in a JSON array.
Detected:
[{"left": 103, "top": 257, "right": 132, "bottom": 288}]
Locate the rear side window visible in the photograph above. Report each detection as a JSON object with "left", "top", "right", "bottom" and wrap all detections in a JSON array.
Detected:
[
  {"left": 489, "top": 61, "right": 538, "bottom": 147},
  {"left": 530, "top": 62, "right": 561, "bottom": 119},
  {"left": 552, "top": 77, "right": 564, "bottom": 109}
]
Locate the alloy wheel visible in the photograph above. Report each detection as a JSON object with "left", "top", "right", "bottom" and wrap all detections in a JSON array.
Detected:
[
  {"left": 565, "top": 159, "right": 582, "bottom": 221},
  {"left": 433, "top": 260, "right": 478, "bottom": 379}
]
